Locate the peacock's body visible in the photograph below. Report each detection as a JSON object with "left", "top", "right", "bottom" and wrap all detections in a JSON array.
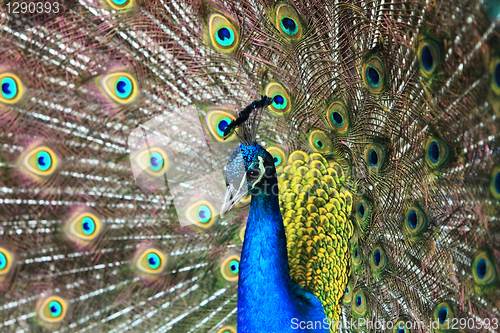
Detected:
[{"left": 0, "top": 0, "right": 499, "bottom": 332}]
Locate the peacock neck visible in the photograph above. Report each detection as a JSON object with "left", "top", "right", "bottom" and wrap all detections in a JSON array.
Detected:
[{"left": 237, "top": 175, "right": 299, "bottom": 331}]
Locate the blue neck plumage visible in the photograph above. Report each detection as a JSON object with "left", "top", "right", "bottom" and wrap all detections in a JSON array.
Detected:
[{"left": 236, "top": 174, "right": 299, "bottom": 331}]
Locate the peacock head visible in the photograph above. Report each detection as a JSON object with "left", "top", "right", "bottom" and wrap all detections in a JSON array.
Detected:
[{"left": 220, "top": 142, "right": 276, "bottom": 216}]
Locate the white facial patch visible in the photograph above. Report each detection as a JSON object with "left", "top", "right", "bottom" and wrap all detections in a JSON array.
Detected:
[{"left": 250, "top": 156, "right": 266, "bottom": 190}]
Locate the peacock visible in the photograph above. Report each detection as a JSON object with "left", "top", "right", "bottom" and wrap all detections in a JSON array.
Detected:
[{"left": 0, "top": 0, "right": 500, "bottom": 331}]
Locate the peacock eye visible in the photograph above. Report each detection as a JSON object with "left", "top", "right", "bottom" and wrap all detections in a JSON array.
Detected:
[
  {"left": 418, "top": 39, "right": 441, "bottom": 77},
  {"left": 425, "top": 137, "right": 450, "bottom": 169},
  {"left": 66, "top": 211, "right": 102, "bottom": 244},
  {"left": 0, "top": 73, "right": 24, "bottom": 104},
  {"left": 185, "top": 200, "right": 216, "bottom": 228},
  {"left": 220, "top": 255, "right": 240, "bottom": 281},
  {"left": 247, "top": 168, "right": 260, "bottom": 180},
  {"left": 0, "top": 248, "right": 13, "bottom": 276},
  {"left": 19, "top": 145, "right": 59, "bottom": 178},
  {"left": 362, "top": 56, "right": 387, "bottom": 94},
  {"left": 343, "top": 284, "right": 352, "bottom": 304},
  {"left": 472, "top": 252, "right": 497, "bottom": 286},
  {"left": 433, "top": 302, "right": 454, "bottom": 329},
  {"left": 351, "top": 289, "right": 368, "bottom": 316},
  {"left": 205, "top": 110, "right": 236, "bottom": 141},
  {"left": 99, "top": 72, "right": 138, "bottom": 104},
  {"left": 327, "top": 102, "right": 349, "bottom": 134},
  {"left": 275, "top": 4, "right": 302, "bottom": 40},
  {"left": 265, "top": 82, "right": 291, "bottom": 114},
  {"left": 134, "top": 248, "right": 166, "bottom": 275},
  {"left": 209, "top": 13, "right": 239, "bottom": 52},
  {"left": 37, "top": 296, "right": 67, "bottom": 323}
]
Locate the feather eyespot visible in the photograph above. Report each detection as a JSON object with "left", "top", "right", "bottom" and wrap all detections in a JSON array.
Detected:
[
  {"left": 105, "top": 0, "right": 133, "bottom": 10},
  {"left": 0, "top": 73, "right": 24, "bottom": 104},
  {"left": 352, "top": 245, "right": 362, "bottom": 267},
  {"left": 326, "top": 102, "right": 349, "bottom": 134},
  {"left": 433, "top": 302, "right": 454, "bottom": 329},
  {"left": 265, "top": 83, "right": 291, "bottom": 114},
  {"left": 472, "top": 252, "right": 497, "bottom": 286},
  {"left": 220, "top": 255, "right": 240, "bottom": 281},
  {"left": 308, "top": 130, "right": 331, "bottom": 154},
  {"left": 185, "top": 200, "right": 216, "bottom": 228},
  {"left": 351, "top": 289, "right": 367, "bottom": 316},
  {"left": 275, "top": 4, "right": 302, "bottom": 40},
  {"left": 99, "top": 72, "right": 138, "bottom": 104},
  {"left": 37, "top": 296, "right": 67, "bottom": 324},
  {"left": 135, "top": 248, "right": 166, "bottom": 275},
  {"left": 217, "top": 327, "right": 236, "bottom": 333},
  {"left": 425, "top": 137, "right": 449, "bottom": 169},
  {"left": 131, "top": 147, "right": 168, "bottom": 177},
  {"left": 418, "top": 39, "right": 441, "bottom": 77},
  {"left": 19, "top": 145, "right": 59, "bottom": 178},
  {"left": 370, "top": 246, "right": 387, "bottom": 273},
  {"left": 404, "top": 205, "right": 427, "bottom": 236},
  {"left": 206, "top": 110, "right": 236, "bottom": 141},
  {"left": 365, "top": 143, "right": 386, "bottom": 172},
  {"left": 0, "top": 248, "right": 13, "bottom": 277},
  {"left": 343, "top": 284, "right": 352, "bottom": 304},
  {"left": 267, "top": 147, "right": 287, "bottom": 169},
  {"left": 209, "top": 14, "right": 239, "bottom": 52},
  {"left": 354, "top": 197, "right": 371, "bottom": 229},
  {"left": 362, "top": 56, "right": 386, "bottom": 94},
  {"left": 491, "top": 167, "right": 500, "bottom": 200},
  {"left": 66, "top": 211, "right": 102, "bottom": 245}
]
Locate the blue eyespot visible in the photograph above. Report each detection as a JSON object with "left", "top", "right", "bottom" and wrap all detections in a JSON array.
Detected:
[
  {"left": 147, "top": 253, "right": 161, "bottom": 269},
  {"left": 353, "top": 247, "right": 359, "bottom": 259},
  {"left": 358, "top": 202, "right": 365, "bottom": 218},
  {"left": 37, "top": 151, "right": 52, "bottom": 172},
  {"left": 396, "top": 326, "right": 406, "bottom": 333},
  {"left": 82, "top": 217, "right": 96, "bottom": 236},
  {"left": 373, "top": 249, "right": 381, "bottom": 266},
  {"left": 273, "top": 156, "right": 282, "bottom": 166},
  {"left": 215, "top": 27, "right": 235, "bottom": 47},
  {"left": 429, "top": 141, "right": 440, "bottom": 163},
  {"left": 272, "top": 94, "right": 287, "bottom": 110},
  {"left": 438, "top": 306, "right": 448, "bottom": 324},
  {"left": 49, "top": 301, "right": 62, "bottom": 317},
  {"left": 368, "top": 149, "right": 378, "bottom": 167},
  {"left": 1, "top": 77, "right": 17, "bottom": 100},
  {"left": 229, "top": 260, "right": 239, "bottom": 274},
  {"left": 345, "top": 286, "right": 350, "bottom": 294},
  {"left": 315, "top": 140, "right": 324, "bottom": 149},
  {"left": 477, "top": 258, "right": 487, "bottom": 279},
  {"left": 198, "top": 205, "right": 212, "bottom": 223},
  {"left": 331, "top": 111, "right": 344, "bottom": 127},
  {"left": 408, "top": 209, "right": 418, "bottom": 229},
  {"left": 355, "top": 294, "right": 362, "bottom": 307},
  {"left": 216, "top": 117, "right": 233, "bottom": 137},
  {"left": 280, "top": 17, "right": 298, "bottom": 36},
  {"left": 115, "top": 76, "right": 133, "bottom": 99},
  {"left": 422, "top": 45, "right": 434, "bottom": 71},
  {"left": 149, "top": 152, "right": 164, "bottom": 172},
  {"left": 112, "top": 0, "right": 127, "bottom": 4},
  {"left": 0, "top": 252, "right": 6, "bottom": 270},
  {"left": 366, "top": 67, "right": 380, "bottom": 88}
]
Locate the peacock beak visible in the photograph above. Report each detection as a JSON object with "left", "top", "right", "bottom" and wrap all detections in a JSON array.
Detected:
[{"left": 220, "top": 181, "right": 249, "bottom": 218}]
